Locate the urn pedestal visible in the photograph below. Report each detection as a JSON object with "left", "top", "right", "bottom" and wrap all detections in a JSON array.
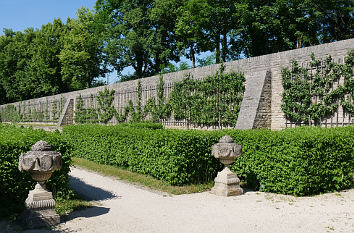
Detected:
[
  {"left": 18, "top": 141, "right": 62, "bottom": 228},
  {"left": 210, "top": 135, "right": 243, "bottom": 196}
]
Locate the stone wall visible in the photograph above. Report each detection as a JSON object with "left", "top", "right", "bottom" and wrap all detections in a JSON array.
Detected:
[{"left": 0, "top": 38, "right": 353, "bottom": 130}]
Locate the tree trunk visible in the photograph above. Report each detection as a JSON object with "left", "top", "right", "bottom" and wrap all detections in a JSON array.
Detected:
[
  {"left": 190, "top": 45, "right": 196, "bottom": 68},
  {"left": 215, "top": 35, "right": 221, "bottom": 64},
  {"left": 222, "top": 33, "right": 227, "bottom": 62}
]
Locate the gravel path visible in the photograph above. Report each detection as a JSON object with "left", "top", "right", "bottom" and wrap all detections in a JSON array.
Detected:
[{"left": 16, "top": 167, "right": 354, "bottom": 233}]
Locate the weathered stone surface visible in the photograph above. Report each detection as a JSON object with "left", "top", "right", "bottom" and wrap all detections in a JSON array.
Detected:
[
  {"left": 19, "top": 141, "right": 61, "bottom": 175},
  {"left": 58, "top": 98, "right": 74, "bottom": 126},
  {"left": 21, "top": 208, "right": 60, "bottom": 229},
  {"left": 18, "top": 141, "right": 62, "bottom": 229},
  {"left": 211, "top": 167, "right": 243, "bottom": 196},
  {"left": 211, "top": 135, "right": 243, "bottom": 196},
  {"left": 211, "top": 135, "right": 242, "bottom": 165}
]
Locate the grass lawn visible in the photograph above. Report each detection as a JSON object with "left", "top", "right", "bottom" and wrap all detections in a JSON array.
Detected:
[{"left": 72, "top": 157, "right": 214, "bottom": 195}]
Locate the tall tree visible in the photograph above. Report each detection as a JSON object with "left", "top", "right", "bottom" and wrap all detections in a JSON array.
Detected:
[
  {"left": 95, "top": 0, "right": 181, "bottom": 80},
  {"left": 58, "top": 8, "right": 106, "bottom": 91},
  {"left": 175, "top": 0, "right": 211, "bottom": 68},
  {"left": 231, "top": 0, "right": 353, "bottom": 58},
  {"left": 207, "top": 0, "right": 237, "bottom": 63}
]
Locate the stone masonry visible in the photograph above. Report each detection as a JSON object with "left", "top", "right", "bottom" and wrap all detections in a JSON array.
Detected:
[
  {"left": 0, "top": 38, "right": 353, "bottom": 130},
  {"left": 58, "top": 99, "right": 74, "bottom": 126}
]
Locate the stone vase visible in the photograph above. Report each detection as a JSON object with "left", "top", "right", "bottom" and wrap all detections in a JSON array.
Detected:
[
  {"left": 210, "top": 135, "right": 243, "bottom": 196},
  {"left": 18, "top": 141, "right": 62, "bottom": 228}
]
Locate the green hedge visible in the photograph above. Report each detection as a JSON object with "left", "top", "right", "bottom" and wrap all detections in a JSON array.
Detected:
[
  {"left": 0, "top": 124, "right": 72, "bottom": 217},
  {"left": 63, "top": 124, "right": 353, "bottom": 196},
  {"left": 63, "top": 124, "right": 223, "bottom": 185},
  {"left": 228, "top": 127, "right": 354, "bottom": 196}
]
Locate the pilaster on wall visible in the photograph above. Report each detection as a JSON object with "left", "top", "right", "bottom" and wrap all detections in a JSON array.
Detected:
[
  {"left": 57, "top": 99, "right": 74, "bottom": 126},
  {"left": 235, "top": 70, "right": 272, "bottom": 130}
]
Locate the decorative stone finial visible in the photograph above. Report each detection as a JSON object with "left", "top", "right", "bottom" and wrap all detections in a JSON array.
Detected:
[
  {"left": 211, "top": 135, "right": 243, "bottom": 196},
  {"left": 31, "top": 140, "right": 53, "bottom": 151},
  {"left": 18, "top": 141, "right": 62, "bottom": 228}
]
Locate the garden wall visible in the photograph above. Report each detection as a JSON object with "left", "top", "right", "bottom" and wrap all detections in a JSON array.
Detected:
[{"left": 0, "top": 38, "right": 353, "bottom": 130}]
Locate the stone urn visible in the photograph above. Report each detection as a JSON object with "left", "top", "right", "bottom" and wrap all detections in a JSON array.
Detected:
[
  {"left": 18, "top": 140, "right": 62, "bottom": 228},
  {"left": 210, "top": 135, "right": 243, "bottom": 196}
]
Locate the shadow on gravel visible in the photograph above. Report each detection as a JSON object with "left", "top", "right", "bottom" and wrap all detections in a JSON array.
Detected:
[
  {"left": 65, "top": 206, "right": 110, "bottom": 221},
  {"left": 69, "top": 176, "right": 120, "bottom": 201}
]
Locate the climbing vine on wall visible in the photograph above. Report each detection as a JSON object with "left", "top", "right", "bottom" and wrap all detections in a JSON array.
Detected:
[
  {"left": 282, "top": 50, "right": 354, "bottom": 125},
  {"left": 144, "top": 75, "right": 171, "bottom": 122},
  {"left": 169, "top": 65, "right": 245, "bottom": 127},
  {"left": 75, "top": 94, "right": 99, "bottom": 124},
  {"left": 71, "top": 66, "right": 245, "bottom": 126},
  {"left": 97, "top": 88, "right": 116, "bottom": 124}
]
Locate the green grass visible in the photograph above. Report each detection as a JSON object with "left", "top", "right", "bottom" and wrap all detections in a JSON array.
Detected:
[
  {"left": 0, "top": 193, "right": 92, "bottom": 222},
  {"left": 55, "top": 195, "right": 92, "bottom": 218},
  {"left": 72, "top": 157, "right": 214, "bottom": 195}
]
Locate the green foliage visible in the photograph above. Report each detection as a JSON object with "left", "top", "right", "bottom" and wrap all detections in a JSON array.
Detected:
[
  {"left": 72, "top": 68, "right": 244, "bottom": 126},
  {"left": 233, "top": 0, "right": 353, "bottom": 58},
  {"left": 63, "top": 124, "right": 353, "bottom": 196},
  {"left": 96, "top": 0, "right": 180, "bottom": 79},
  {"left": 58, "top": 8, "right": 106, "bottom": 91},
  {"left": 0, "top": 11, "right": 105, "bottom": 104},
  {"left": 0, "top": 105, "right": 21, "bottom": 123},
  {"left": 169, "top": 65, "right": 245, "bottom": 127},
  {"left": 62, "top": 124, "right": 222, "bottom": 185},
  {"left": 74, "top": 95, "right": 99, "bottom": 124},
  {"left": 97, "top": 88, "right": 116, "bottom": 123},
  {"left": 0, "top": 124, "right": 73, "bottom": 218},
  {"left": 127, "top": 81, "right": 144, "bottom": 123},
  {"left": 144, "top": 75, "right": 171, "bottom": 122},
  {"left": 52, "top": 100, "right": 58, "bottom": 121},
  {"left": 282, "top": 50, "right": 354, "bottom": 124},
  {"left": 230, "top": 126, "right": 354, "bottom": 196}
]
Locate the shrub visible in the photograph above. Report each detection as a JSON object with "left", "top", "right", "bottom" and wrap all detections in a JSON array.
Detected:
[
  {"left": 63, "top": 124, "right": 222, "bottom": 185},
  {"left": 0, "top": 124, "right": 72, "bottom": 218},
  {"left": 229, "top": 126, "right": 354, "bottom": 196},
  {"left": 63, "top": 124, "right": 353, "bottom": 196}
]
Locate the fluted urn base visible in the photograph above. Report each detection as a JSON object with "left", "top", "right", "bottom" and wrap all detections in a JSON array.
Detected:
[
  {"left": 21, "top": 182, "right": 60, "bottom": 228},
  {"left": 211, "top": 167, "right": 243, "bottom": 196}
]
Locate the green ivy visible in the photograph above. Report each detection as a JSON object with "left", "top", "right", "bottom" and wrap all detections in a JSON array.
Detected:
[{"left": 282, "top": 50, "right": 354, "bottom": 125}]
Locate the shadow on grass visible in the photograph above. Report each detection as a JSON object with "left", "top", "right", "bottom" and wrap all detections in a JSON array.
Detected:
[{"left": 69, "top": 176, "right": 120, "bottom": 201}]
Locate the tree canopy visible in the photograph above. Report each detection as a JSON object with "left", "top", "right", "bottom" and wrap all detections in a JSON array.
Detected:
[{"left": 0, "top": 0, "right": 352, "bottom": 104}]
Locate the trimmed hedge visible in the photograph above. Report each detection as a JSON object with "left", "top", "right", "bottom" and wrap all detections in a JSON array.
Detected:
[
  {"left": 63, "top": 124, "right": 353, "bottom": 196},
  {"left": 0, "top": 124, "right": 72, "bottom": 217},
  {"left": 228, "top": 127, "right": 354, "bottom": 196},
  {"left": 63, "top": 124, "right": 223, "bottom": 185}
]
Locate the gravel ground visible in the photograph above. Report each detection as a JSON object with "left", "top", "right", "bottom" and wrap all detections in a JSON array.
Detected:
[{"left": 3, "top": 167, "right": 353, "bottom": 233}]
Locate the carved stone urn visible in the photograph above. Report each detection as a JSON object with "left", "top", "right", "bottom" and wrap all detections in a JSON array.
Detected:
[
  {"left": 210, "top": 135, "right": 243, "bottom": 196},
  {"left": 18, "top": 140, "right": 62, "bottom": 228}
]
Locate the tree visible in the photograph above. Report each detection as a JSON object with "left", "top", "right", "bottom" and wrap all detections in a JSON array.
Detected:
[
  {"left": 175, "top": 0, "right": 211, "bottom": 68},
  {"left": 58, "top": 7, "right": 106, "bottom": 91},
  {"left": 95, "top": 0, "right": 181, "bottom": 80},
  {"left": 231, "top": 0, "right": 353, "bottom": 58}
]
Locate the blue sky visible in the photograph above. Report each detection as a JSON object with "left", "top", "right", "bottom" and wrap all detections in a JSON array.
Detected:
[{"left": 0, "top": 0, "right": 97, "bottom": 34}]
